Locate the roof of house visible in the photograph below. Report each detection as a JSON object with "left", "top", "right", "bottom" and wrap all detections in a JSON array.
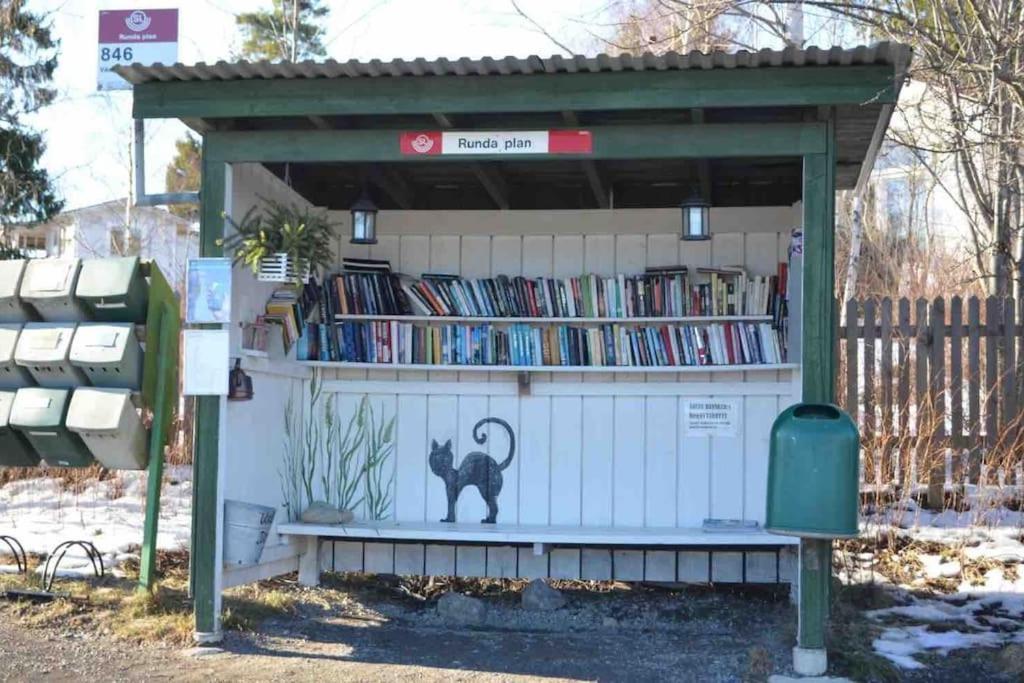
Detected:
[{"left": 115, "top": 42, "right": 910, "bottom": 84}]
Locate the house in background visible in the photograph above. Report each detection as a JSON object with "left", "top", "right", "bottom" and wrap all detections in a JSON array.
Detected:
[{"left": 4, "top": 199, "right": 199, "bottom": 290}]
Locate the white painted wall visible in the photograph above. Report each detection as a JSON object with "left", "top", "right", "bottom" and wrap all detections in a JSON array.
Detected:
[{"left": 221, "top": 163, "right": 802, "bottom": 588}]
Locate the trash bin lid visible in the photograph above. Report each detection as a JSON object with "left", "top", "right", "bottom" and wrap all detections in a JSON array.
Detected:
[
  {"left": 10, "top": 388, "right": 70, "bottom": 428},
  {"left": 22, "top": 259, "right": 79, "bottom": 299},
  {"left": 66, "top": 388, "right": 132, "bottom": 432},
  {"left": 15, "top": 324, "right": 75, "bottom": 363},
  {"left": 0, "top": 325, "right": 21, "bottom": 363},
  {"left": 69, "top": 323, "right": 133, "bottom": 364},
  {"left": 0, "top": 260, "right": 27, "bottom": 300},
  {"left": 76, "top": 257, "right": 141, "bottom": 299}
]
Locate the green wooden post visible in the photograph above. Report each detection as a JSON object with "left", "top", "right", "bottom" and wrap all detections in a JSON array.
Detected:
[
  {"left": 796, "top": 122, "right": 836, "bottom": 675},
  {"left": 139, "top": 303, "right": 176, "bottom": 590},
  {"left": 192, "top": 146, "right": 227, "bottom": 640}
]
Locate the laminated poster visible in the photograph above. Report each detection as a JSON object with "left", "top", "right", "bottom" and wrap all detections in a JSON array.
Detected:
[{"left": 186, "top": 258, "right": 232, "bottom": 324}]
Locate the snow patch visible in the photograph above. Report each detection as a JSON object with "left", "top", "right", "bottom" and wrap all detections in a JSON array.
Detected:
[{"left": 0, "top": 466, "right": 191, "bottom": 559}]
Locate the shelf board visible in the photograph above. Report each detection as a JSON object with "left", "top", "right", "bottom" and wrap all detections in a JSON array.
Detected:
[
  {"left": 296, "top": 361, "right": 799, "bottom": 373},
  {"left": 277, "top": 520, "right": 800, "bottom": 547},
  {"left": 334, "top": 314, "right": 776, "bottom": 324}
]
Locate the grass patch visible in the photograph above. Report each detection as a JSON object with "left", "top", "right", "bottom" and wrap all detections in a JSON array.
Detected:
[
  {"left": 0, "top": 552, "right": 313, "bottom": 646},
  {"left": 828, "top": 583, "right": 902, "bottom": 683}
]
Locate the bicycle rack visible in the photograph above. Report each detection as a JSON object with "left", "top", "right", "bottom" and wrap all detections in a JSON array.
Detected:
[
  {"left": 0, "top": 535, "right": 27, "bottom": 573},
  {"left": 41, "top": 540, "right": 105, "bottom": 592}
]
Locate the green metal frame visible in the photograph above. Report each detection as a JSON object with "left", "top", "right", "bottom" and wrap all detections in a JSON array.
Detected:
[
  {"left": 132, "top": 65, "right": 898, "bottom": 120},
  {"left": 798, "top": 119, "right": 838, "bottom": 652},
  {"left": 138, "top": 264, "right": 181, "bottom": 591},
  {"left": 202, "top": 123, "right": 827, "bottom": 164},
  {"left": 180, "top": 64, "right": 867, "bottom": 645},
  {"left": 192, "top": 143, "right": 227, "bottom": 636}
]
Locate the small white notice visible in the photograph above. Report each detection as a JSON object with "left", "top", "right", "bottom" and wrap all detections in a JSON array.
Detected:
[
  {"left": 682, "top": 399, "right": 739, "bottom": 437},
  {"left": 183, "top": 329, "right": 229, "bottom": 396}
]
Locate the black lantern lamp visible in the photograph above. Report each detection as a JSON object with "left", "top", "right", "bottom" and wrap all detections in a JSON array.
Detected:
[
  {"left": 350, "top": 193, "right": 378, "bottom": 245},
  {"left": 228, "top": 358, "right": 254, "bottom": 401},
  {"left": 680, "top": 193, "right": 711, "bottom": 241}
]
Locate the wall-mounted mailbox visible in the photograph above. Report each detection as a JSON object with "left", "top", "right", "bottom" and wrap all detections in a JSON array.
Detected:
[
  {"left": 66, "top": 388, "right": 148, "bottom": 470},
  {"left": 0, "top": 260, "right": 35, "bottom": 323},
  {"left": 10, "top": 388, "right": 93, "bottom": 468},
  {"left": 76, "top": 257, "right": 149, "bottom": 323},
  {"left": 20, "top": 259, "right": 89, "bottom": 322},
  {"left": 0, "top": 325, "right": 35, "bottom": 389},
  {"left": 0, "top": 390, "right": 40, "bottom": 467},
  {"left": 69, "top": 323, "right": 143, "bottom": 390},
  {"left": 15, "top": 323, "right": 90, "bottom": 388}
]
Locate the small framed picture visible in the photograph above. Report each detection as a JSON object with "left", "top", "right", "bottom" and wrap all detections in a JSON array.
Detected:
[{"left": 186, "top": 258, "right": 232, "bottom": 324}]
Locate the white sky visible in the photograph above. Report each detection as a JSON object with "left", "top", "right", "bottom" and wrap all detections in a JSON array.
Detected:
[{"left": 27, "top": 0, "right": 606, "bottom": 210}]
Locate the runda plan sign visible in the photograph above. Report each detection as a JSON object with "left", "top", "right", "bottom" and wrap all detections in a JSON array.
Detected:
[{"left": 97, "top": 9, "right": 178, "bottom": 91}]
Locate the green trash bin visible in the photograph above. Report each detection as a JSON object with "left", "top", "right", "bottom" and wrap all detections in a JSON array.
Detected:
[
  {"left": 765, "top": 403, "right": 859, "bottom": 538},
  {"left": 0, "top": 324, "right": 35, "bottom": 389},
  {"left": 76, "top": 257, "right": 149, "bottom": 323},
  {"left": 0, "top": 260, "right": 34, "bottom": 323},
  {"left": 0, "top": 391, "right": 40, "bottom": 467},
  {"left": 9, "top": 388, "right": 94, "bottom": 468}
]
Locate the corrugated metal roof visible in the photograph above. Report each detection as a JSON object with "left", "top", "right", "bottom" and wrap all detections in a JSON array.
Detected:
[{"left": 115, "top": 42, "right": 910, "bottom": 85}]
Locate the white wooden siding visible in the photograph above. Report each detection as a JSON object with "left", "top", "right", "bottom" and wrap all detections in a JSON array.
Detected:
[{"left": 222, "top": 173, "right": 799, "bottom": 584}]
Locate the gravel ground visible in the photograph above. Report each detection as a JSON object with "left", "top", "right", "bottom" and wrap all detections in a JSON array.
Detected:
[{"left": 0, "top": 581, "right": 793, "bottom": 682}]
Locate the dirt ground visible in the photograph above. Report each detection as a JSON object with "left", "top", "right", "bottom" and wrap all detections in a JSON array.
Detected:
[
  {"left": 0, "top": 577, "right": 794, "bottom": 682},
  {"left": 0, "top": 573, "right": 1018, "bottom": 682}
]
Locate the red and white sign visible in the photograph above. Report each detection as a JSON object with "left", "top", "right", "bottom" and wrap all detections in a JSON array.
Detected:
[
  {"left": 400, "top": 130, "right": 593, "bottom": 156},
  {"left": 97, "top": 9, "right": 178, "bottom": 91}
]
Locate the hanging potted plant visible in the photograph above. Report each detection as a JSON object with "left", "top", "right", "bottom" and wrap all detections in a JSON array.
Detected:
[{"left": 220, "top": 198, "right": 336, "bottom": 284}]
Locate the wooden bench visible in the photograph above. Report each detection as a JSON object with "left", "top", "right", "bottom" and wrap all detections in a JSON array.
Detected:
[{"left": 277, "top": 521, "right": 798, "bottom": 586}]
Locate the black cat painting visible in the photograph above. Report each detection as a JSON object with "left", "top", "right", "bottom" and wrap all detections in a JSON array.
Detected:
[{"left": 429, "top": 417, "right": 515, "bottom": 524}]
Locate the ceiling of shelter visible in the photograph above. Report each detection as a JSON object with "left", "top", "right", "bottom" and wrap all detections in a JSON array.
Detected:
[{"left": 263, "top": 156, "right": 801, "bottom": 211}]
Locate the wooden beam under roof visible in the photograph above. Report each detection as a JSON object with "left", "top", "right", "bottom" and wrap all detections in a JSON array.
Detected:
[
  {"left": 690, "top": 109, "right": 712, "bottom": 202},
  {"left": 562, "top": 110, "right": 609, "bottom": 209},
  {"left": 308, "top": 115, "right": 332, "bottom": 130},
  {"left": 432, "top": 112, "right": 510, "bottom": 209},
  {"left": 367, "top": 165, "right": 414, "bottom": 209}
]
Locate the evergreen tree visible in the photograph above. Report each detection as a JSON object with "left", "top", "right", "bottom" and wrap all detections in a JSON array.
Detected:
[
  {"left": 235, "top": 0, "right": 330, "bottom": 61},
  {"left": 165, "top": 133, "right": 201, "bottom": 221},
  {"left": 0, "top": 1, "right": 62, "bottom": 234}
]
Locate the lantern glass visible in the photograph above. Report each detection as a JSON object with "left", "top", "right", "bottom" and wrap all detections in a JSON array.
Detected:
[
  {"left": 350, "top": 196, "right": 378, "bottom": 245},
  {"left": 680, "top": 199, "right": 711, "bottom": 241}
]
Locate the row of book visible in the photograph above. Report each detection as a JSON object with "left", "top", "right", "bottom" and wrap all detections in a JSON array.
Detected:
[
  {"left": 326, "top": 259, "right": 788, "bottom": 320},
  {"left": 300, "top": 320, "right": 786, "bottom": 367}
]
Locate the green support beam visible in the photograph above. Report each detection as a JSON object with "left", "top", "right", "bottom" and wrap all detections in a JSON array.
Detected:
[
  {"left": 132, "top": 65, "right": 898, "bottom": 120},
  {"left": 192, "top": 145, "right": 227, "bottom": 639},
  {"left": 798, "top": 121, "right": 837, "bottom": 674},
  {"left": 203, "top": 123, "right": 826, "bottom": 164}
]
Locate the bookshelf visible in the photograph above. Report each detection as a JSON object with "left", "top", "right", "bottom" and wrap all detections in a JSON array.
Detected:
[
  {"left": 297, "top": 361, "right": 799, "bottom": 373},
  {"left": 334, "top": 314, "right": 776, "bottom": 324}
]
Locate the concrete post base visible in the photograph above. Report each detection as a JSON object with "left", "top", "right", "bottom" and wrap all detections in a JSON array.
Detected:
[
  {"left": 793, "top": 646, "right": 827, "bottom": 676},
  {"left": 193, "top": 629, "right": 224, "bottom": 645}
]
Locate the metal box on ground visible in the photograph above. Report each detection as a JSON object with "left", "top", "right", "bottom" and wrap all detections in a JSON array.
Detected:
[
  {"left": 15, "top": 323, "right": 89, "bottom": 388},
  {"left": 69, "top": 323, "right": 143, "bottom": 390},
  {"left": 0, "top": 325, "right": 34, "bottom": 389},
  {"left": 19, "top": 259, "right": 89, "bottom": 322},
  {"left": 66, "top": 388, "right": 148, "bottom": 470},
  {"left": 0, "top": 391, "right": 40, "bottom": 467},
  {"left": 0, "top": 260, "right": 35, "bottom": 323},
  {"left": 766, "top": 403, "right": 860, "bottom": 538},
  {"left": 10, "top": 388, "right": 93, "bottom": 468},
  {"left": 76, "top": 257, "right": 149, "bottom": 323}
]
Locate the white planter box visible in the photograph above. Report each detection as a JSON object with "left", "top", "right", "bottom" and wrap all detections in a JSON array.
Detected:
[{"left": 257, "top": 253, "right": 310, "bottom": 284}]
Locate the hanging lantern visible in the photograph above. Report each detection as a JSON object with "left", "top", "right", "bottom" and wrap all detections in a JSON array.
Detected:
[
  {"left": 228, "top": 359, "right": 254, "bottom": 401},
  {"left": 350, "top": 194, "right": 378, "bottom": 245},
  {"left": 680, "top": 194, "right": 711, "bottom": 241}
]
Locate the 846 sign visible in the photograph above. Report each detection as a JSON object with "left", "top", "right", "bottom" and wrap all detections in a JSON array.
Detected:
[{"left": 97, "top": 9, "right": 178, "bottom": 91}]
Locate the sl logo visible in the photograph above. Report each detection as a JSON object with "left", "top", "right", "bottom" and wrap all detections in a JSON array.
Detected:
[
  {"left": 411, "top": 134, "right": 435, "bottom": 154},
  {"left": 125, "top": 10, "right": 152, "bottom": 32}
]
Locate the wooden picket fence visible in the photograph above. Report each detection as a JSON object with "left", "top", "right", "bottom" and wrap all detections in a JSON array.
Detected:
[{"left": 837, "top": 297, "right": 1024, "bottom": 505}]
